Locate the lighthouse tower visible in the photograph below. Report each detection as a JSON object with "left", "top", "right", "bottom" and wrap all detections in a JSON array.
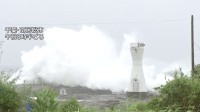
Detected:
[{"left": 126, "top": 42, "right": 147, "bottom": 97}]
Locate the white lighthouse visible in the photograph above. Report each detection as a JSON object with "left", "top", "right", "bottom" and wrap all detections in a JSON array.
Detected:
[{"left": 126, "top": 42, "right": 147, "bottom": 97}]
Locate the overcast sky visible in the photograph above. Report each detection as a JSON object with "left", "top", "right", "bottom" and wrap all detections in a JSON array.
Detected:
[{"left": 0, "top": 0, "right": 200, "bottom": 73}]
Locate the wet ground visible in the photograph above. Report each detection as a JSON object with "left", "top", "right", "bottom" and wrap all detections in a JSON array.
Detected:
[
  {"left": 57, "top": 93, "right": 150, "bottom": 109},
  {"left": 18, "top": 84, "right": 151, "bottom": 109}
]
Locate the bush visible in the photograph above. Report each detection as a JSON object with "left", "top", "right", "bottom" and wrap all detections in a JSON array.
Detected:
[
  {"left": 59, "top": 97, "right": 81, "bottom": 112},
  {"left": 79, "top": 106, "right": 99, "bottom": 112},
  {"left": 148, "top": 69, "right": 200, "bottom": 111},
  {"left": 0, "top": 72, "right": 22, "bottom": 112},
  {"left": 17, "top": 83, "right": 32, "bottom": 112},
  {"left": 126, "top": 101, "right": 153, "bottom": 112},
  {"left": 31, "top": 88, "right": 59, "bottom": 112},
  {"left": 193, "top": 64, "right": 200, "bottom": 78}
]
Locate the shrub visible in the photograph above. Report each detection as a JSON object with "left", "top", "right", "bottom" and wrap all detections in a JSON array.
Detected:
[
  {"left": 148, "top": 68, "right": 200, "bottom": 111},
  {"left": 79, "top": 106, "right": 99, "bottom": 112},
  {"left": 31, "top": 88, "right": 59, "bottom": 112},
  {"left": 59, "top": 97, "right": 81, "bottom": 112},
  {"left": 0, "top": 72, "right": 22, "bottom": 112},
  {"left": 193, "top": 64, "right": 200, "bottom": 78},
  {"left": 127, "top": 101, "right": 152, "bottom": 112}
]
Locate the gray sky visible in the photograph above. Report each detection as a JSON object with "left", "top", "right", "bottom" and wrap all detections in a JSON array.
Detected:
[{"left": 0, "top": 0, "right": 200, "bottom": 72}]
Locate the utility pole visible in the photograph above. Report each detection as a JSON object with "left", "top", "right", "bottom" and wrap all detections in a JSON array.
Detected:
[{"left": 191, "top": 15, "right": 195, "bottom": 75}]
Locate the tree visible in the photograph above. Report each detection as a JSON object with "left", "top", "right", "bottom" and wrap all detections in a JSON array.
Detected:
[{"left": 193, "top": 64, "right": 200, "bottom": 78}]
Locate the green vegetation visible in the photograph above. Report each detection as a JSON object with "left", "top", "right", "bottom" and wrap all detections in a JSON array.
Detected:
[
  {"left": 31, "top": 88, "right": 59, "bottom": 112},
  {"left": 1, "top": 65, "right": 200, "bottom": 111},
  {"left": 193, "top": 64, "right": 200, "bottom": 78},
  {"left": 0, "top": 72, "right": 22, "bottom": 112},
  {"left": 59, "top": 97, "right": 81, "bottom": 112},
  {"left": 148, "top": 65, "right": 200, "bottom": 112}
]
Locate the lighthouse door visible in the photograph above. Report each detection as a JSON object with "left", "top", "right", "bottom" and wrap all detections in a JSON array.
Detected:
[
  {"left": 59, "top": 88, "right": 67, "bottom": 96},
  {"left": 133, "top": 79, "right": 139, "bottom": 92}
]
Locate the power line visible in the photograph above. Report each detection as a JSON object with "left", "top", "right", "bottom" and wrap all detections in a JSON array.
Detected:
[
  {"left": 0, "top": 19, "right": 190, "bottom": 26},
  {"left": 194, "top": 43, "right": 200, "bottom": 50}
]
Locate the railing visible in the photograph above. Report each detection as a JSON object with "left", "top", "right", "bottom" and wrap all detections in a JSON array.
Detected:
[{"left": 130, "top": 43, "right": 145, "bottom": 47}]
